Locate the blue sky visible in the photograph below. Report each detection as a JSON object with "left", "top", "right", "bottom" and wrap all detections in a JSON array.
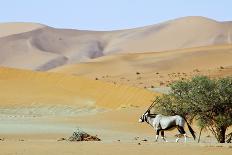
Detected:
[{"left": 0, "top": 0, "right": 231, "bottom": 30}]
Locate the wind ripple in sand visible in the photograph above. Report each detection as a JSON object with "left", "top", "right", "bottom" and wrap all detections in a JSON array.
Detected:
[{"left": 0, "top": 105, "right": 105, "bottom": 118}]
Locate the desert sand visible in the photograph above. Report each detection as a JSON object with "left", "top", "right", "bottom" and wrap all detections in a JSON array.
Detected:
[
  {"left": 0, "top": 16, "right": 232, "bottom": 155},
  {"left": 1, "top": 141, "right": 232, "bottom": 155},
  {"left": 0, "top": 107, "right": 231, "bottom": 155},
  {"left": 0, "top": 67, "right": 231, "bottom": 155}
]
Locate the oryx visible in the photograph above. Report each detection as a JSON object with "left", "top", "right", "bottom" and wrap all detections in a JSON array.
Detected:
[{"left": 138, "top": 102, "right": 196, "bottom": 142}]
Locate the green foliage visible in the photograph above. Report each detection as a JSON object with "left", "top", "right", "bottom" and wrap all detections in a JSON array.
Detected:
[{"left": 153, "top": 76, "right": 232, "bottom": 143}]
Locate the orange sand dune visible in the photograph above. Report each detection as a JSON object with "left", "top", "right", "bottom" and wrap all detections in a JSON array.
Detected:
[{"left": 0, "top": 67, "right": 156, "bottom": 111}]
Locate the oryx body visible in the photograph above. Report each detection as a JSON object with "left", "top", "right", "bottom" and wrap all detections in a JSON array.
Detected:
[{"left": 139, "top": 110, "right": 196, "bottom": 142}]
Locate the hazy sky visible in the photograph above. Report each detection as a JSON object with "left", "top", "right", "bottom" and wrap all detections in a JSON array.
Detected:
[{"left": 0, "top": 0, "right": 231, "bottom": 30}]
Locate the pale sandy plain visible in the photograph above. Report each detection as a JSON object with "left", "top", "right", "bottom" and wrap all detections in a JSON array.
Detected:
[{"left": 0, "top": 16, "right": 232, "bottom": 154}]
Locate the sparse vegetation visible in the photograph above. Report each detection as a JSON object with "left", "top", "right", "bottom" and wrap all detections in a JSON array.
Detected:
[
  {"left": 181, "top": 77, "right": 185, "bottom": 80},
  {"left": 220, "top": 66, "right": 225, "bottom": 69},
  {"left": 153, "top": 76, "right": 232, "bottom": 143},
  {"left": 193, "top": 69, "right": 200, "bottom": 72},
  {"left": 68, "top": 129, "right": 101, "bottom": 142},
  {"left": 57, "top": 137, "right": 66, "bottom": 141},
  {"left": 159, "top": 81, "right": 165, "bottom": 86}
]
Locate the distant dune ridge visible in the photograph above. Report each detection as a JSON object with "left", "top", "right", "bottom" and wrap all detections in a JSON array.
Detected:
[
  {"left": 51, "top": 44, "right": 232, "bottom": 76},
  {"left": 0, "top": 16, "right": 232, "bottom": 71},
  {"left": 0, "top": 22, "right": 45, "bottom": 38}
]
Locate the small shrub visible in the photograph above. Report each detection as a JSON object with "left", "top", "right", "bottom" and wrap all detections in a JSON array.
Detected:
[
  {"left": 159, "top": 82, "right": 165, "bottom": 86},
  {"left": 68, "top": 129, "right": 101, "bottom": 142},
  {"left": 220, "top": 66, "right": 224, "bottom": 69},
  {"left": 57, "top": 137, "right": 66, "bottom": 141},
  {"left": 193, "top": 69, "right": 200, "bottom": 72}
]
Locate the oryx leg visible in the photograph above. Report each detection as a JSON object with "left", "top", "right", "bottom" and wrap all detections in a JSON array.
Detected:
[
  {"left": 177, "top": 126, "right": 187, "bottom": 142},
  {"left": 175, "top": 136, "right": 180, "bottom": 142},
  {"left": 155, "top": 130, "right": 160, "bottom": 142},
  {"left": 161, "top": 131, "right": 168, "bottom": 142},
  {"left": 183, "top": 133, "right": 187, "bottom": 143}
]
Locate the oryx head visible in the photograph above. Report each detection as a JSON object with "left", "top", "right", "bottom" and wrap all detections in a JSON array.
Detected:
[
  {"left": 138, "top": 110, "right": 150, "bottom": 123},
  {"left": 139, "top": 99, "right": 156, "bottom": 123}
]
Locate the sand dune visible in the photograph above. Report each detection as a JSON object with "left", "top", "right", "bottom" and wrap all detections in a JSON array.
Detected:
[
  {"left": 51, "top": 44, "right": 232, "bottom": 88},
  {"left": 0, "top": 67, "right": 156, "bottom": 114},
  {"left": 0, "top": 22, "right": 44, "bottom": 38},
  {"left": 0, "top": 16, "right": 232, "bottom": 70}
]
